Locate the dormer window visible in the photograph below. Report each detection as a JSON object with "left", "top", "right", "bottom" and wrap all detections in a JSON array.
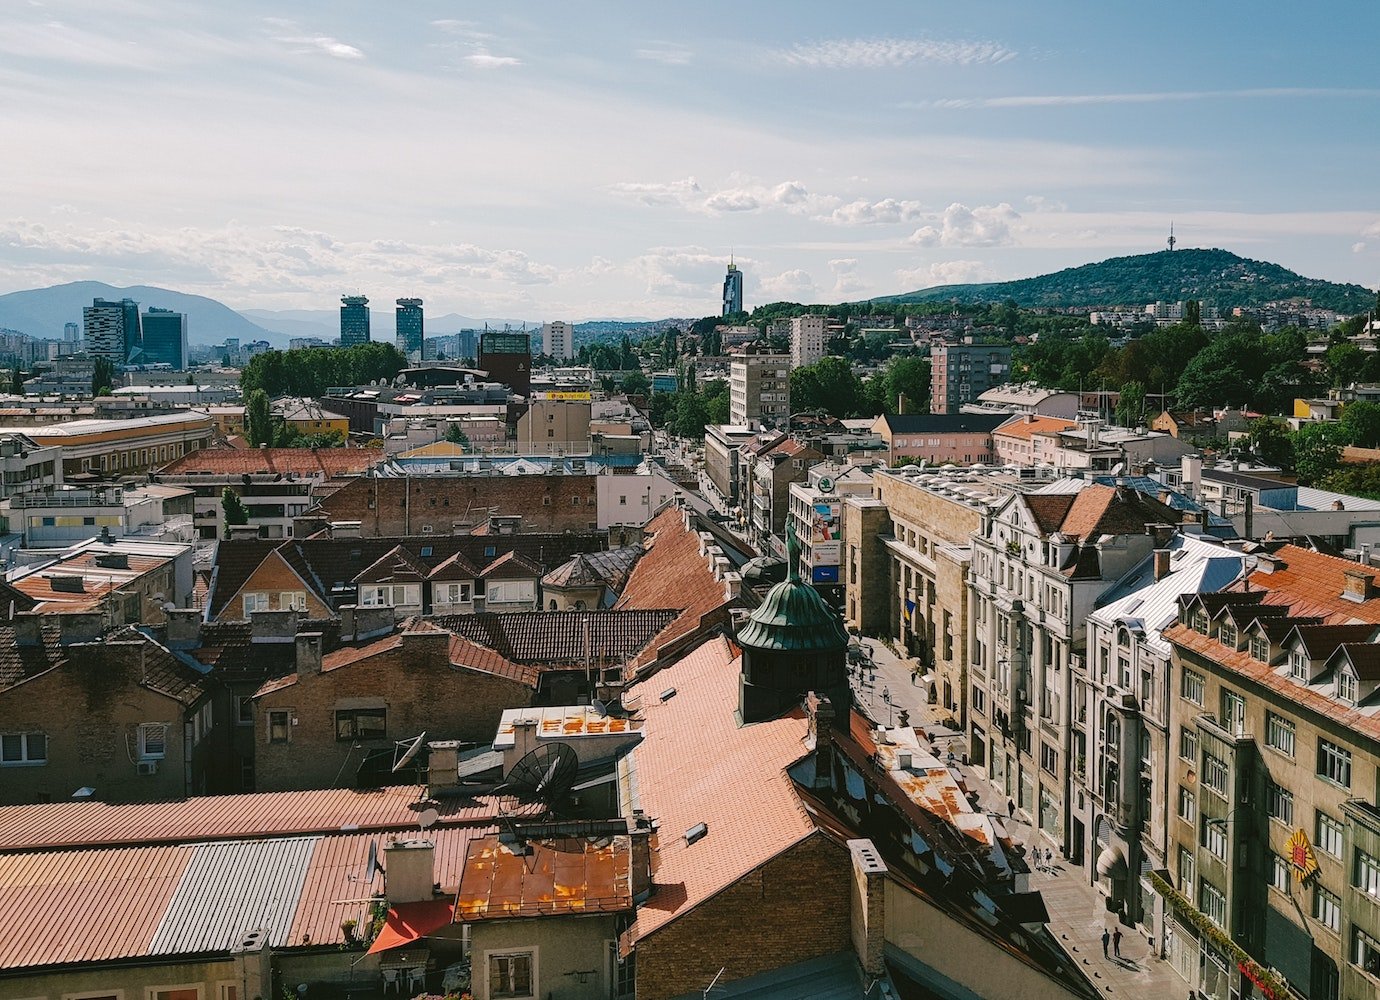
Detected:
[
  {"left": 1249, "top": 634, "right": 1269, "bottom": 662},
  {"left": 1192, "top": 609, "right": 1209, "bottom": 635},
  {"left": 1219, "top": 622, "right": 1237, "bottom": 648},
  {"left": 1290, "top": 649, "right": 1309, "bottom": 681},
  {"left": 1339, "top": 667, "right": 1358, "bottom": 705}
]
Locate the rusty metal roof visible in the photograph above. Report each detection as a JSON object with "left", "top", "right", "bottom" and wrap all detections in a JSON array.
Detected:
[
  {"left": 494, "top": 705, "right": 643, "bottom": 748},
  {"left": 455, "top": 834, "right": 633, "bottom": 921}
]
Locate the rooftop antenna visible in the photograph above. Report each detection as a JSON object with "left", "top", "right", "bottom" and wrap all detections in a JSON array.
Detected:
[{"left": 1167, "top": 222, "right": 1177, "bottom": 252}]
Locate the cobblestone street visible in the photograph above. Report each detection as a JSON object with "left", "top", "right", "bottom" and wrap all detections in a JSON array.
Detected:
[{"left": 850, "top": 636, "right": 1185, "bottom": 998}]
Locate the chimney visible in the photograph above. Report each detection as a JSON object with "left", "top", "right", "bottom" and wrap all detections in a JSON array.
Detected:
[
  {"left": 1024, "top": 412, "right": 1035, "bottom": 424},
  {"left": 1153, "top": 548, "right": 1172, "bottom": 582},
  {"left": 508, "top": 715, "right": 540, "bottom": 769},
  {"left": 847, "top": 839, "right": 887, "bottom": 977},
  {"left": 329, "top": 520, "right": 362, "bottom": 539},
  {"left": 14, "top": 612, "right": 43, "bottom": 647},
  {"left": 1342, "top": 568, "right": 1376, "bottom": 604},
  {"left": 897, "top": 393, "right": 906, "bottom": 415},
  {"left": 250, "top": 608, "right": 299, "bottom": 643},
  {"left": 228, "top": 525, "right": 260, "bottom": 540},
  {"left": 383, "top": 840, "right": 437, "bottom": 905},
  {"left": 425, "top": 740, "right": 460, "bottom": 792},
  {"left": 722, "top": 571, "right": 742, "bottom": 601},
  {"left": 401, "top": 628, "right": 449, "bottom": 667},
  {"left": 340, "top": 605, "right": 395, "bottom": 642},
  {"left": 294, "top": 632, "right": 323, "bottom": 677},
  {"left": 58, "top": 612, "right": 103, "bottom": 646},
  {"left": 629, "top": 813, "right": 654, "bottom": 903},
  {"left": 165, "top": 609, "right": 202, "bottom": 651},
  {"left": 806, "top": 691, "right": 837, "bottom": 748}
]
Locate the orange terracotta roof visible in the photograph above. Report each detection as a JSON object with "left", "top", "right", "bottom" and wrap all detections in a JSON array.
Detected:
[
  {"left": 1057, "top": 484, "right": 1178, "bottom": 540},
  {"left": 158, "top": 446, "right": 382, "bottom": 476},
  {"left": 625, "top": 636, "right": 813, "bottom": 943},
  {"left": 994, "top": 416, "right": 1077, "bottom": 442},
  {"left": 1233, "top": 545, "right": 1380, "bottom": 623},
  {"left": 455, "top": 834, "right": 633, "bottom": 921}
]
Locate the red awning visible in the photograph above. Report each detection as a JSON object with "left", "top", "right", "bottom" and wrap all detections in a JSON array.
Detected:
[{"left": 366, "top": 899, "right": 456, "bottom": 954}]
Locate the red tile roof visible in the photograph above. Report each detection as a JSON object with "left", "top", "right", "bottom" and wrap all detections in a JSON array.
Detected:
[
  {"left": 429, "top": 610, "right": 679, "bottom": 664},
  {"left": 480, "top": 549, "right": 544, "bottom": 580},
  {"left": 625, "top": 636, "right": 813, "bottom": 943},
  {"left": 157, "top": 447, "right": 382, "bottom": 476},
  {"left": 1235, "top": 545, "right": 1380, "bottom": 623},
  {"left": 1057, "top": 484, "right": 1178, "bottom": 540},
  {"left": 994, "top": 416, "right": 1077, "bottom": 442}
]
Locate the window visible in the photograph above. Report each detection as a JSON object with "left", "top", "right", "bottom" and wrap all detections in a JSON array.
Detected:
[
  {"left": 191, "top": 702, "right": 212, "bottom": 746},
  {"left": 1317, "top": 738, "right": 1352, "bottom": 788},
  {"left": 1202, "top": 752, "right": 1229, "bottom": 797},
  {"left": 440, "top": 583, "right": 472, "bottom": 604},
  {"left": 1339, "top": 668, "right": 1358, "bottom": 705},
  {"left": 1317, "top": 811, "right": 1344, "bottom": 859},
  {"left": 488, "top": 580, "right": 536, "bottom": 605},
  {"left": 1290, "top": 648, "right": 1309, "bottom": 680},
  {"left": 1249, "top": 634, "right": 1269, "bottom": 662},
  {"left": 1180, "top": 727, "right": 1199, "bottom": 762},
  {"left": 242, "top": 592, "right": 269, "bottom": 615},
  {"left": 138, "top": 723, "right": 167, "bottom": 760},
  {"left": 268, "top": 711, "right": 290, "bottom": 744},
  {"left": 235, "top": 696, "right": 254, "bottom": 726},
  {"left": 1192, "top": 609, "right": 1209, "bottom": 635},
  {"left": 1040, "top": 743, "right": 1057, "bottom": 775},
  {"left": 1181, "top": 669, "right": 1204, "bottom": 705},
  {"left": 335, "top": 708, "right": 386, "bottom": 742},
  {"left": 1267, "top": 782, "right": 1294, "bottom": 825},
  {"left": 279, "top": 591, "right": 306, "bottom": 612},
  {"left": 151, "top": 989, "right": 200, "bottom": 1000},
  {"left": 1199, "top": 879, "right": 1227, "bottom": 928},
  {"left": 1219, "top": 622, "right": 1237, "bottom": 647},
  {"left": 1271, "top": 854, "right": 1291, "bottom": 892},
  {"left": 1201, "top": 817, "right": 1228, "bottom": 860},
  {"left": 1356, "top": 849, "right": 1380, "bottom": 897},
  {"left": 1266, "top": 714, "right": 1296, "bottom": 757},
  {"left": 1220, "top": 689, "right": 1246, "bottom": 736},
  {"left": 1313, "top": 884, "right": 1341, "bottom": 932},
  {"left": 971, "top": 684, "right": 986, "bottom": 716},
  {"left": 1, "top": 732, "right": 47, "bottom": 766},
  {"left": 1353, "top": 927, "right": 1380, "bottom": 975},
  {"left": 489, "top": 950, "right": 535, "bottom": 999},
  {"left": 1178, "top": 846, "right": 1195, "bottom": 893},
  {"left": 1178, "top": 786, "right": 1196, "bottom": 824}
]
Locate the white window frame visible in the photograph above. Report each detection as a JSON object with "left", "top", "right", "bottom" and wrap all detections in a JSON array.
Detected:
[
  {"left": 1200, "top": 879, "right": 1227, "bottom": 928},
  {"left": 1202, "top": 752, "right": 1229, "bottom": 798},
  {"left": 1271, "top": 854, "right": 1290, "bottom": 892},
  {"left": 242, "top": 592, "right": 269, "bottom": 615},
  {"left": 1178, "top": 786, "right": 1196, "bottom": 824},
  {"left": 1356, "top": 848, "right": 1380, "bottom": 897},
  {"left": 138, "top": 723, "right": 168, "bottom": 760},
  {"left": 1318, "top": 738, "right": 1353, "bottom": 789},
  {"left": 1339, "top": 667, "right": 1358, "bottom": 705},
  {"left": 1202, "top": 817, "right": 1228, "bottom": 860},
  {"left": 486, "top": 946, "right": 538, "bottom": 1000},
  {"left": 1181, "top": 669, "right": 1204, "bottom": 705},
  {"left": 1267, "top": 782, "right": 1294, "bottom": 826},
  {"left": 1265, "top": 713, "right": 1296, "bottom": 758},
  {"left": 268, "top": 711, "right": 291, "bottom": 744},
  {"left": 64, "top": 992, "right": 127, "bottom": 1000},
  {"left": 1179, "top": 726, "right": 1198, "bottom": 763},
  {"left": 1317, "top": 811, "right": 1344, "bottom": 859},
  {"left": 1313, "top": 884, "right": 1341, "bottom": 932},
  {"left": 1290, "top": 648, "right": 1309, "bottom": 680},
  {"left": 279, "top": 591, "right": 307, "bottom": 612},
  {"left": 1, "top": 732, "right": 48, "bottom": 766}
]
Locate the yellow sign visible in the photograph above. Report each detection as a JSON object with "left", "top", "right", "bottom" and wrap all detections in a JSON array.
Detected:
[
  {"left": 541, "top": 391, "right": 592, "bottom": 401},
  {"left": 1286, "top": 828, "right": 1319, "bottom": 883}
]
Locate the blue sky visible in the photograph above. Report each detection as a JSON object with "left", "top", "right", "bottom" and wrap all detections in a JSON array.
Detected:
[{"left": 1, "top": 0, "right": 1377, "bottom": 319}]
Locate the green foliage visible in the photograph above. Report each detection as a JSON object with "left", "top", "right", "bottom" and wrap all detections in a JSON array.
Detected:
[
  {"left": 791, "top": 356, "right": 866, "bottom": 419},
  {"left": 444, "top": 424, "right": 471, "bottom": 448},
  {"left": 245, "top": 389, "right": 274, "bottom": 447},
  {"left": 1116, "top": 380, "right": 1147, "bottom": 427},
  {"left": 702, "top": 379, "right": 730, "bottom": 425},
  {"left": 278, "top": 429, "right": 346, "bottom": 449},
  {"left": 1316, "top": 464, "right": 1380, "bottom": 501},
  {"left": 221, "top": 487, "right": 249, "bottom": 537},
  {"left": 872, "top": 356, "right": 931, "bottom": 414},
  {"left": 1247, "top": 417, "right": 1294, "bottom": 470},
  {"left": 620, "top": 370, "right": 649, "bottom": 396},
  {"left": 240, "top": 343, "right": 406, "bottom": 399},
  {"left": 1016, "top": 333, "right": 1112, "bottom": 391},
  {"left": 91, "top": 357, "right": 115, "bottom": 397},
  {"left": 1339, "top": 401, "right": 1380, "bottom": 448},
  {"left": 1292, "top": 422, "right": 1345, "bottom": 484}
]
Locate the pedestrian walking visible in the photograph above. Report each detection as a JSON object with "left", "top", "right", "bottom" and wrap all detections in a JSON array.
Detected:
[
  {"left": 1112, "top": 928, "right": 1122, "bottom": 958},
  {"left": 882, "top": 686, "right": 890, "bottom": 703},
  {"left": 1007, "top": 798, "right": 1016, "bottom": 819},
  {"left": 1101, "top": 929, "right": 1110, "bottom": 958}
]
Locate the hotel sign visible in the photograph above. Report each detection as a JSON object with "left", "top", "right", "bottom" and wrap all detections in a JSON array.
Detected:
[{"left": 1286, "top": 828, "right": 1319, "bottom": 883}]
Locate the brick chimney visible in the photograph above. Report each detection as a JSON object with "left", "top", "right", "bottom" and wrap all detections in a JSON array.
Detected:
[
  {"left": 1342, "top": 568, "right": 1376, "bottom": 604},
  {"left": 847, "top": 839, "right": 887, "bottom": 977},
  {"left": 1153, "top": 549, "right": 1172, "bottom": 582},
  {"left": 294, "top": 632, "right": 323, "bottom": 677},
  {"left": 401, "top": 628, "right": 449, "bottom": 668},
  {"left": 14, "top": 611, "right": 43, "bottom": 647},
  {"left": 250, "top": 609, "right": 298, "bottom": 643},
  {"left": 340, "top": 605, "right": 395, "bottom": 642},
  {"left": 806, "top": 691, "right": 837, "bottom": 749},
  {"left": 58, "top": 612, "right": 103, "bottom": 646},
  {"left": 629, "top": 813, "right": 654, "bottom": 903},
  {"left": 165, "top": 609, "right": 203, "bottom": 651}
]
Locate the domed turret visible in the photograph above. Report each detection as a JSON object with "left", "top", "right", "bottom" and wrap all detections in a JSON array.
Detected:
[{"left": 737, "top": 533, "right": 850, "bottom": 725}]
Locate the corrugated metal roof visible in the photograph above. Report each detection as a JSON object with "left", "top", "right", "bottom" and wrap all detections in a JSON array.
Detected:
[
  {"left": 149, "top": 838, "right": 315, "bottom": 954},
  {"left": 0, "top": 844, "right": 190, "bottom": 969}
]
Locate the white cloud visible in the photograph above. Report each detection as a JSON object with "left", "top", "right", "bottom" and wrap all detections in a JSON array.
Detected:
[
  {"left": 910, "top": 87, "right": 1380, "bottom": 110},
  {"left": 628, "top": 246, "right": 737, "bottom": 300},
  {"left": 1024, "top": 195, "right": 1067, "bottom": 213},
  {"left": 466, "top": 51, "right": 521, "bottom": 69},
  {"left": 908, "top": 202, "right": 1021, "bottom": 247},
  {"left": 703, "top": 189, "right": 761, "bottom": 213},
  {"left": 272, "top": 34, "right": 364, "bottom": 60},
  {"left": 829, "top": 257, "right": 866, "bottom": 297},
  {"left": 772, "top": 37, "right": 1015, "bottom": 69},
  {"left": 828, "top": 198, "right": 927, "bottom": 225},
  {"left": 608, "top": 177, "right": 703, "bottom": 207},
  {"left": 636, "top": 44, "right": 692, "bottom": 65},
  {"left": 1354, "top": 242, "right": 1368, "bottom": 254},
  {"left": 897, "top": 260, "right": 995, "bottom": 289},
  {"left": 758, "top": 269, "right": 817, "bottom": 301}
]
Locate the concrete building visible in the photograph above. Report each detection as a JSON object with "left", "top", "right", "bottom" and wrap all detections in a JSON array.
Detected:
[
  {"left": 395, "top": 297, "right": 424, "bottom": 359},
  {"left": 722, "top": 260, "right": 743, "bottom": 315},
  {"left": 930, "top": 341, "right": 1013, "bottom": 414},
  {"left": 4, "top": 482, "right": 195, "bottom": 546},
  {"left": 871, "top": 412, "right": 1009, "bottom": 466},
  {"left": 63, "top": 321, "right": 78, "bottom": 342},
  {"left": 747, "top": 438, "right": 824, "bottom": 545},
  {"left": 541, "top": 320, "right": 574, "bottom": 361},
  {"left": 82, "top": 297, "right": 141, "bottom": 363},
  {"left": 340, "top": 294, "right": 371, "bottom": 346},
  {"left": 6, "top": 536, "right": 195, "bottom": 623},
  {"left": 993, "top": 415, "right": 1079, "bottom": 466},
  {"left": 478, "top": 331, "right": 532, "bottom": 398},
  {"left": 961, "top": 382, "right": 1079, "bottom": 420},
  {"left": 516, "top": 397, "right": 592, "bottom": 455},
  {"left": 786, "top": 464, "right": 875, "bottom": 590},
  {"left": 729, "top": 351, "right": 791, "bottom": 428},
  {"left": 0, "top": 412, "right": 213, "bottom": 478},
  {"left": 704, "top": 424, "right": 757, "bottom": 505},
  {"left": 0, "top": 433, "right": 62, "bottom": 500},
  {"left": 139, "top": 307, "right": 188, "bottom": 370},
  {"left": 791, "top": 314, "right": 827, "bottom": 367}
]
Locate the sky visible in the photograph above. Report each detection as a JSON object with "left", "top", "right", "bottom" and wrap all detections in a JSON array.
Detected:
[{"left": 1, "top": 0, "right": 1378, "bottom": 320}]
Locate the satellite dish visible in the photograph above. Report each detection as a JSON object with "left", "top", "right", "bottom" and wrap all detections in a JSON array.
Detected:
[
  {"left": 418, "top": 807, "right": 439, "bottom": 830},
  {"left": 364, "top": 839, "right": 382, "bottom": 883},
  {"left": 392, "top": 732, "right": 427, "bottom": 772},
  {"left": 503, "top": 742, "right": 579, "bottom": 802}
]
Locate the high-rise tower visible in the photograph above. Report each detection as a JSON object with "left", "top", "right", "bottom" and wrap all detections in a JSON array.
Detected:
[
  {"left": 82, "top": 298, "right": 141, "bottom": 363},
  {"left": 396, "top": 298, "right": 424, "bottom": 359},
  {"left": 722, "top": 260, "right": 744, "bottom": 316},
  {"left": 340, "top": 295, "right": 371, "bottom": 347}
]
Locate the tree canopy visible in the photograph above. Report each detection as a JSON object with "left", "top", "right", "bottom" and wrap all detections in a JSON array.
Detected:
[{"left": 240, "top": 343, "right": 406, "bottom": 398}]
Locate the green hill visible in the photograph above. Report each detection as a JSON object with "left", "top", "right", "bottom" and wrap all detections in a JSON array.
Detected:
[{"left": 878, "top": 248, "right": 1376, "bottom": 313}]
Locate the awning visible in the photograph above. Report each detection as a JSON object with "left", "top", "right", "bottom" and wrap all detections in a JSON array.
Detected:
[
  {"left": 1096, "top": 844, "right": 1127, "bottom": 879},
  {"left": 367, "top": 898, "right": 456, "bottom": 954}
]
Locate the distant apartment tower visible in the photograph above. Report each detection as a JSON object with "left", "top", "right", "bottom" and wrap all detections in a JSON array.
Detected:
[
  {"left": 929, "top": 341, "right": 1013, "bottom": 414},
  {"left": 542, "top": 321, "right": 574, "bottom": 361},
  {"left": 340, "top": 295, "right": 371, "bottom": 347},
  {"left": 722, "top": 261, "right": 744, "bottom": 316},
  {"left": 140, "top": 308, "right": 188, "bottom": 371},
  {"left": 729, "top": 351, "right": 791, "bottom": 428},
  {"left": 478, "top": 331, "right": 532, "bottom": 398},
  {"left": 396, "top": 298, "right": 424, "bottom": 359},
  {"left": 63, "top": 322, "right": 79, "bottom": 342},
  {"left": 790, "top": 315, "right": 826, "bottom": 367},
  {"left": 82, "top": 297, "right": 141, "bottom": 363}
]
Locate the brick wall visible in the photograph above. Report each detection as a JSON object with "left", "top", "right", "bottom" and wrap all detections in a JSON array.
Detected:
[
  {"left": 215, "top": 550, "right": 335, "bottom": 621},
  {"left": 253, "top": 632, "right": 535, "bottom": 791},
  {"left": 634, "top": 833, "right": 851, "bottom": 1000}
]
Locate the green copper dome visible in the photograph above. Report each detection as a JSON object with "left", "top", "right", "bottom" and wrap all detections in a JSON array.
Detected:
[{"left": 737, "top": 534, "right": 849, "bottom": 652}]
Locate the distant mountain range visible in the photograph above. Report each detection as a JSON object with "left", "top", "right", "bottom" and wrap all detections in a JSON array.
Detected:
[{"left": 877, "top": 248, "right": 1377, "bottom": 313}]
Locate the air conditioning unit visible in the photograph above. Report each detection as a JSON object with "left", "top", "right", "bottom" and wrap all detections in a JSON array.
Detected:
[{"left": 137, "top": 760, "right": 159, "bottom": 776}]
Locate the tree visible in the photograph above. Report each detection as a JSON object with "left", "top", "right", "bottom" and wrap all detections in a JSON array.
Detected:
[
  {"left": 1184, "top": 300, "right": 1201, "bottom": 327},
  {"left": 621, "top": 370, "right": 649, "bottom": 396},
  {"left": 444, "top": 424, "right": 471, "bottom": 448},
  {"left": 1317, "top": 463, "right": 1380, "bottom": 502},
  {"left": 1340, "top": 401, "right": 1380, "bottom": 449},
  {"left": 1326, "top": 342, "right": 1364, "bottom": 388},
  {"left": 1115, "top": 380, "right": 1147, "bottom": 427},
  {"left": 91, "top": 357, "right": 114, "bottom": 397},
  {"left": 1247, "top": 417, "right": 1294, "bottom": 470},
  {"left": 245, "top": 389, "right": 274, "bottom": 447},
  {"left": 702, "top": 379, "right": 730, "bottom": 425},
  {"left": 670, "top": 392, "right": 711, "bottom": 440},
  {"left": 221, "top": 487, "right": 249, "bottom": 538},
  {"left": 879, "top": 356, "right": 931, "bottom": 414},
  {"left": 1292, "top": 422, "right": 1344, "bottom": 485},
  {"left": 790, "top": 356, "right": 865, "bottom": 419}
]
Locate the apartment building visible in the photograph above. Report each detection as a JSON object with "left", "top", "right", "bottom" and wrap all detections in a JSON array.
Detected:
[
  {"left": 704, "top": 424, "right": 757, "bottom": 504},
  {"left": 992, "top": 415, "right": 1078, "bottom": 466},
  {"left": 871, "top": 412, "right": 1008, "bottom": 466},
  {"left": 790, "top": 315, "right": 827, "bottom": 367},
  {"left": 0, "top": 433, "right": 61, "bottom": 499},
  {"left": 0, "top": 412, "right": 213, "bottom": 478},
  {"left": 930, "top": 341, "right": 1013, "bottom": 414},
  {"left": 747, "top": 437, "right": 824, "bottom": 543},
  {"left": 728, "top": 351, "right": 791, "bottom": 427}
]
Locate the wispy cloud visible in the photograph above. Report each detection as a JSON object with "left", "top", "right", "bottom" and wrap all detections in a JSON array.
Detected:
[
  {"left": 773, "top": 37, "right": 1015, "bottom": 70},
  {"left": 635, "top": 43, "right": 693, "bottom": 66},
  {"left": 466, "top": 52, "right": 521, "bottom": 69},
  {"left": 430, "top": 19, "right": 520, "bottom": 69},
  {"left": 908, "top": 203, "right": 1021, "bottom": 248},
  {"left": 912, "top": 87, "right": 1380, "bottom": 109}
]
